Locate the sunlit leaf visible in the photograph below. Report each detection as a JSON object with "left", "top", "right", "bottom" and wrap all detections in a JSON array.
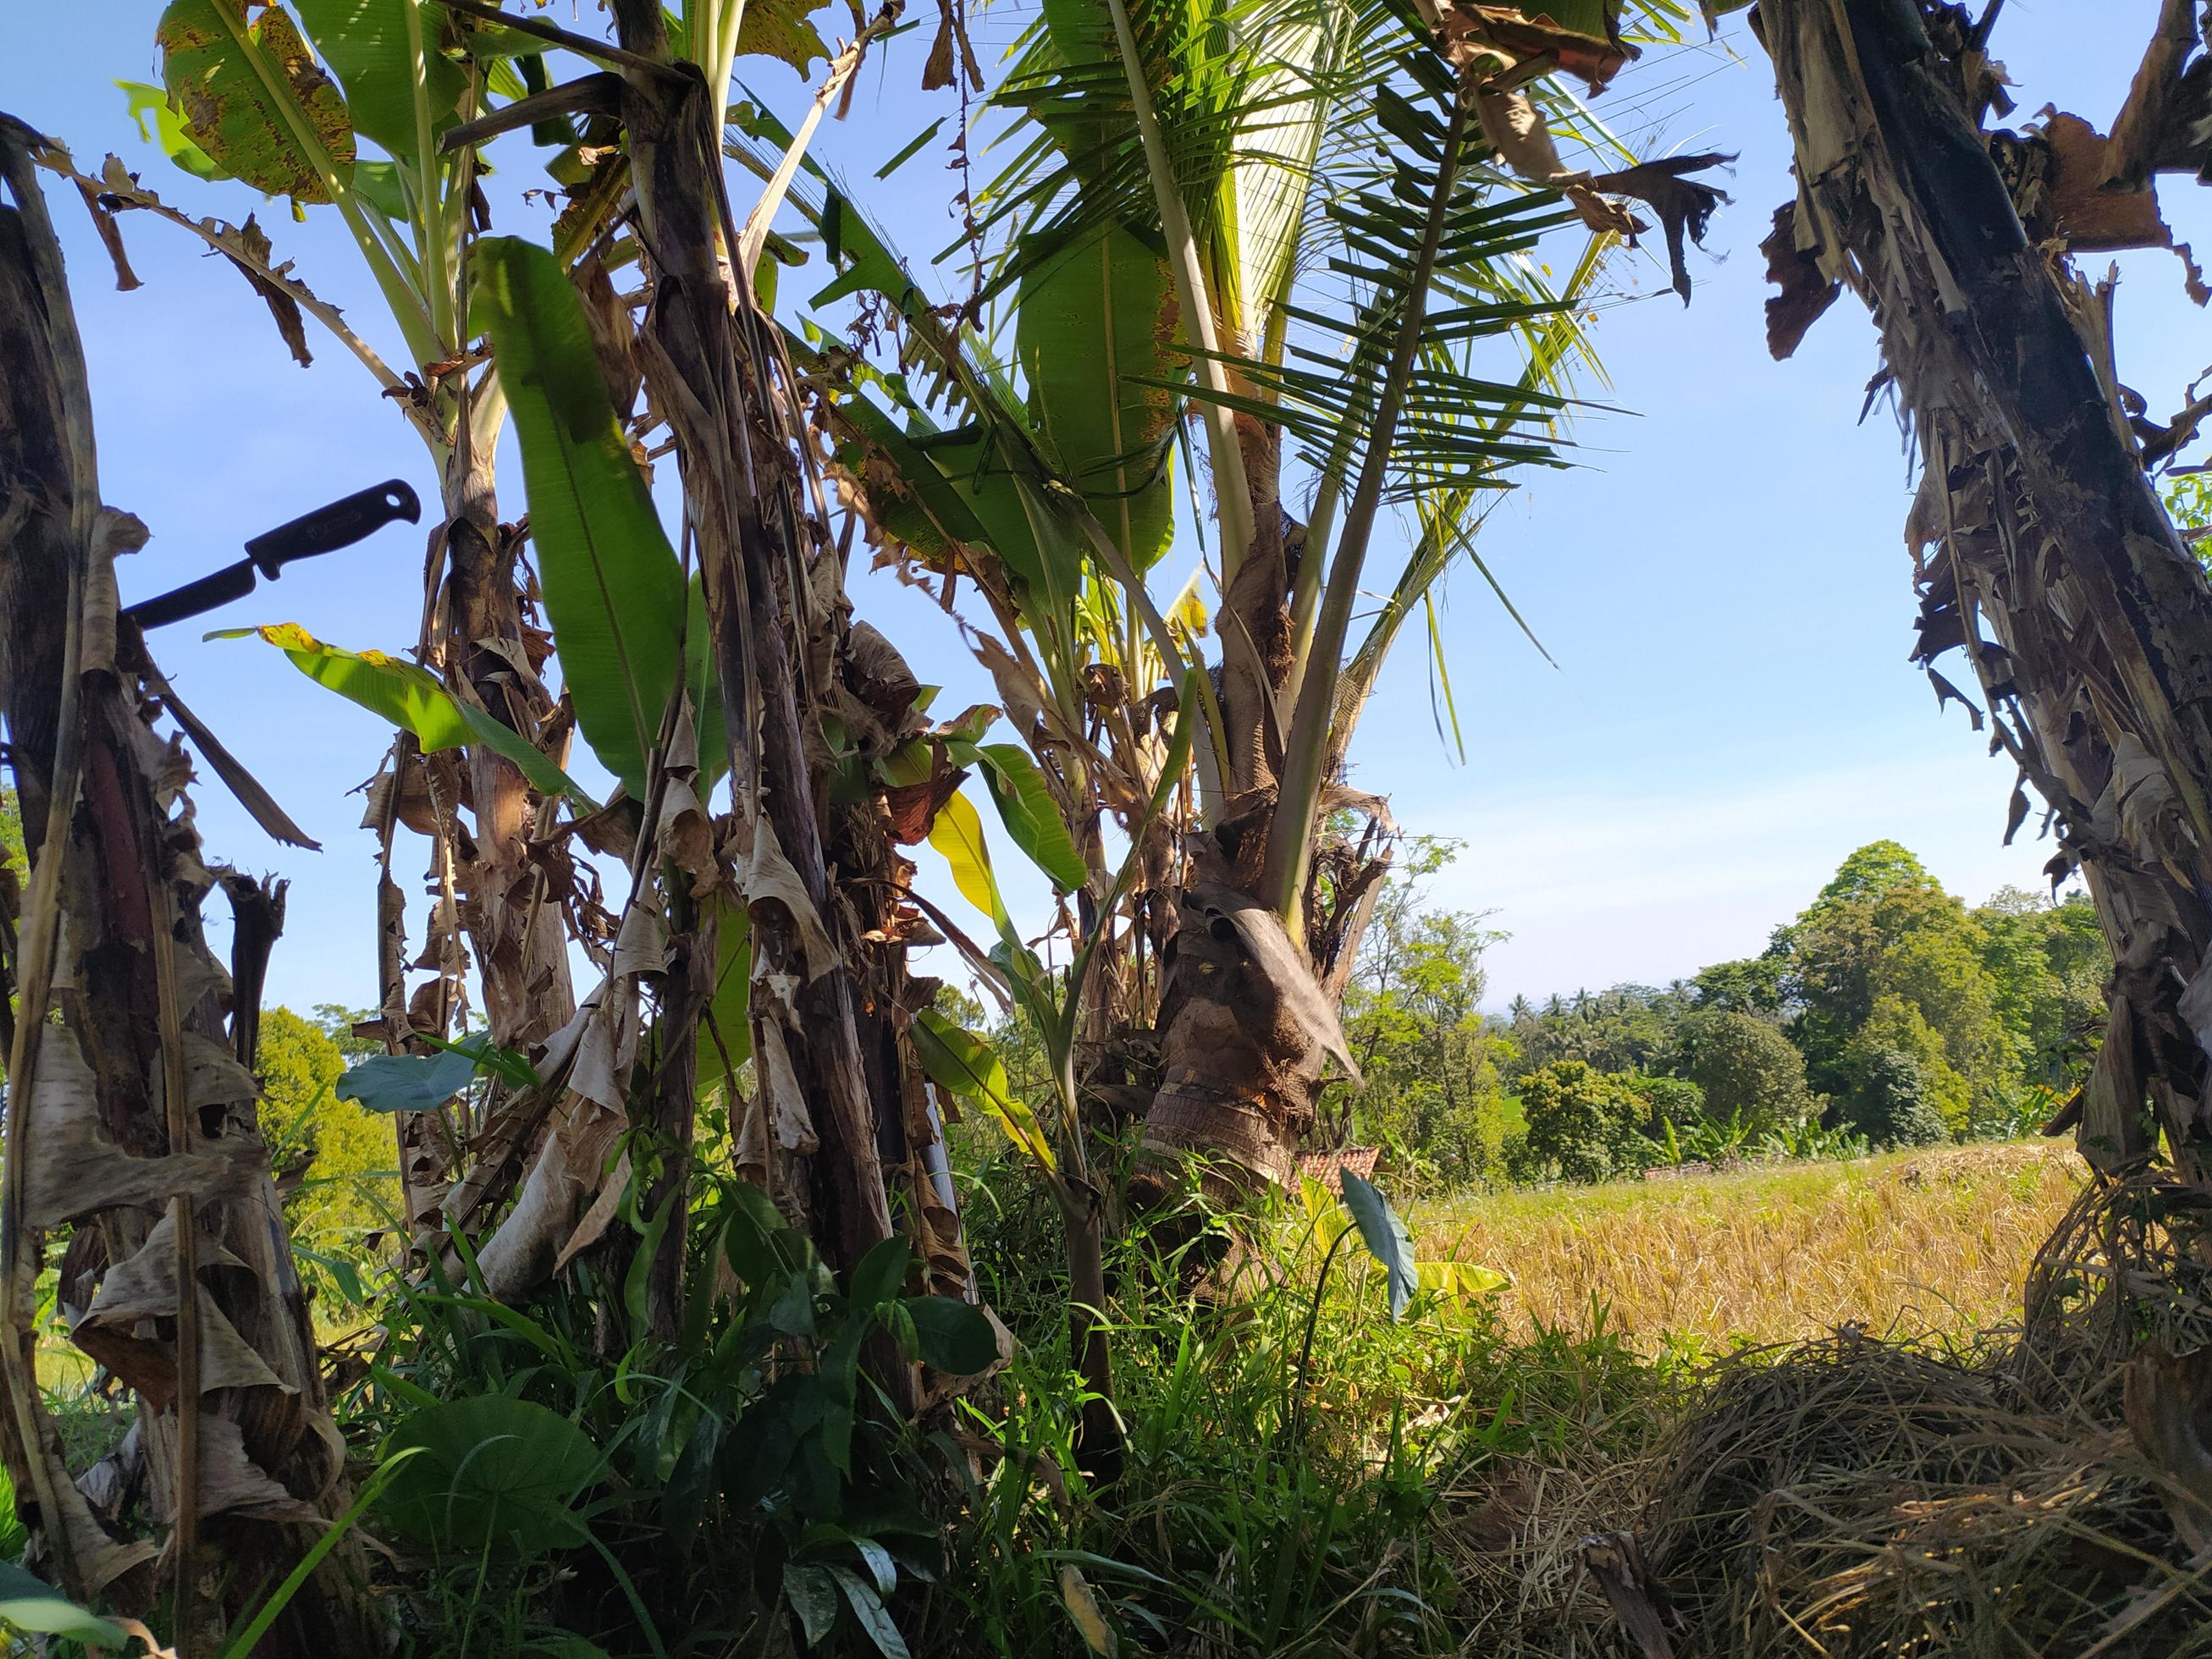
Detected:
[
  {"left": 475, "top": 235, "right": 695, "bottom": 797},
  {"left": 235, "top": 622, "right": 587, "bottom": 804},
  {"left": 910, "top": 1009, "right": 1056, "bottom": 1171},
  {"left": 1338, "top": 1168, "right": 1417, "bottom": 1320},
  {"left": 925, "top": 789, "right": 1006, "bottom": 925},
  {"left": 949, "top": 741, "right": 1087, "bottom": 893},
  {"left": 158, "top": 0, "right": 355, "bottom": 201}
]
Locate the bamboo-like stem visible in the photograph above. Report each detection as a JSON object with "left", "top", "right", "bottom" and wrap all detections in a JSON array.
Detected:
[
  {"left": 1262, "top": 84, "right": 1471, "bottom": 929},
  {"left": 1100, "top": 0, "right": 1257, "bottom": 578}
]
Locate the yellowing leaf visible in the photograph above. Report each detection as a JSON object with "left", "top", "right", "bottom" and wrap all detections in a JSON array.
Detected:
[
  {"left": 240, "top": 623, "right": 587, "bottom": 805},
  {"left": 927, "top": 788, "right": 1006, "bottom": 924},
  {"left": 1417, "top": 1259, "right": 1509, "bottom": 1303},
  {"left": 1057, "top": 1563, "right": 1118, "bottom": 1657},
  {"left": 911, "top": 1010, "right": 1056, "bottom": 1172},
  {"left": 158, "top": 0, "right": 355, "bottom": 202}
]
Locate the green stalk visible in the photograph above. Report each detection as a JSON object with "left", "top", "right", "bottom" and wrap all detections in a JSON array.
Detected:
[
  {"left": 1100, "top": 0, "right": 1257, "bottom": 578},
  {"left": 1262, "top": 84, "right": 1471, "bottom": 929},
  {"left": 403, "top": 0, "right": 452, "bottom": 350}
]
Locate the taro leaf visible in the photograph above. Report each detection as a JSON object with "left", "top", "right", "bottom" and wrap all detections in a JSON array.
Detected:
[
  {"left": 1338, "top": 1168, "right": 1417, "bottom": 1321},
  {"left": 338, "top": 1030, "right": 534, "bottom": 1112},
  {"left": 910, "top": 1010, "right": 1056, "bottom": 1171},
  {"left": 158, "top": 0, "right": 355, "bottom": 202},
  {"left": 234, "top": 623, "right": 587, "bottom": 804},
  {"left": 827, "top": 1563, "right": 913, "bottom": 1659},
  {"left": 377, "top": 1396, "right": 601, "bottom": 1557},
  {"left": 898, "top": 1295, "right": 998, "bottom": 1375},
  {"left": 475, "top": 236, "right": 690, "bottom": 797},
  {"left": 786, "top": 1563, "right": 840, "bottom": 1646},
  {"left": 849, "top": 1235, "right": 911, "bottom": 1309},
  {"left": 950, "top": 741, "right": 1087, "bottom": 893},
  {"left": 335, "top": 1044, "right": 475, "bottom": 1113},
  {"left": 0, "top": 1562, "right": 130, "bottom": 1648},
  {"left": 736, "top": 0, "right": 832, "bottom": 76},
  {"left": 293, "top": 0, "right": 467, "bottom": 164},
  {"left": 119, "top": 78, "right": 225, "bottom": 181}
]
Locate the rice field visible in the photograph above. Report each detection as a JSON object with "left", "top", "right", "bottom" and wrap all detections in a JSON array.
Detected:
[{"left": 1415, "top": 1140, "right": 2085, "bottom": 1353}]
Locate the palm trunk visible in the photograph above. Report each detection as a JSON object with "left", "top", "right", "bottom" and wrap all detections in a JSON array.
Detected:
[
  {"left": 0, "top": 116, "right": 379, "bottom": 1650},
  {"left": 1757, "top": 0, "right": 2212, "bottom": 1183}
]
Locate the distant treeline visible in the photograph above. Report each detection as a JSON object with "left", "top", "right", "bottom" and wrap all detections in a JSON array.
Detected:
[{"left": 1332, "top": 839, "right": 2106, "bottom": 1188}]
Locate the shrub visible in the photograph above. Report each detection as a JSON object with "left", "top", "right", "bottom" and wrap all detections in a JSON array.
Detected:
[
  {"left": 1676, "top": 1010, "right": 1812, "bottom": 1137},
  {"left": 1840, "top": 1046, "right": 1950, "bottom": 1149},
  {"left": 1515, "top": 1060, "right": 1650, "bottom": 1183}
]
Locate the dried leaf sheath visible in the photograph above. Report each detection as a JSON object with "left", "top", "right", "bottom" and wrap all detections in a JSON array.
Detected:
[
  {"left": 0, "top": 114, "right": 380, "bottom": 1649},
  {"left": 1756, "top": 3, "right": 2212, "bottom": 1181}
]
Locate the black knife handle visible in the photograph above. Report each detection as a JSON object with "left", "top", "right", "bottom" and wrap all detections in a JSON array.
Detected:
[{"left": 244, "top": 479, "right": 422, "bottom": 578}]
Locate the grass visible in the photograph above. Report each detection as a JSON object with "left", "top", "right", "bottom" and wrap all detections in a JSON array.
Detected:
[{"left": 1416, "top": 1139, "right": 2085, "bottom": 1353}]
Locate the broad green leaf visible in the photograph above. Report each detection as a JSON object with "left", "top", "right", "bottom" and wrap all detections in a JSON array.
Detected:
[
  {"left": 475, "top": 235, "right": 688, "bottom": 797},
  {"left": 827, "top": 1563, "right": 913, "bottom": 1659},
  {"left": 293, "top": 0, "right": 467, "bottom": 165},
  {"left": 378, "top": 1397, "right": 600, "bottom": 1557},
  {"left": 337, "top": 1030, "right": 533, "bottom": 1111},
  {"left": 925, "top": 788, "right": 1006, "bottom": 925},
  {"left": 336, "top": 1045, "right": 474, "bottom": 1113},
  {"left": 898, "top": 1295, "right": 998, "bottom": 1375},
  {"left": 736, "top": 0, "right": 831, "bottom": 75},
  {"left": 849, "top": 1235, "right": 911, "bottom": 1309},
  {"left": 696, "top": 892, "right": 753, "bottom": 1089},
  {"left": 951, "top": 741, "right": 1087, "bottom": 893},
  {"left": 236, "top": 623, "right": 587, "bottom": 804},
  {"left": 910, "top": 1009, "right": 1056, "bottom": 1172},
  {"left": 119, "top": 78, "right": 225, "bottom": 181},
  {"left": 1015, "top": 226, "right": 1182, "bottom": 573},
  {"left": 1338, "top": 1168, "right": 1417, "bottom": 1321},
  {"left": 159, "top": 0, "right": 356, "bottom": 201},
  {"left": 0, "top": 1563, "right": 128, "bottom": 1648},
  {"left": 785, "top": 1564, "right": 839, "bottom": 1646}
]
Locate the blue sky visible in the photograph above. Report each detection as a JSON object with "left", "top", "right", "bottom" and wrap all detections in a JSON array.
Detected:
[{"left": 1, "top": 2, "right": 2194, "bottom": 1011}]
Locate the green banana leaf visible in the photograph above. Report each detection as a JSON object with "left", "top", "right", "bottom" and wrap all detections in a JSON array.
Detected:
[{"left": 475, "top": 235, "right": 720, "bottom": 797}]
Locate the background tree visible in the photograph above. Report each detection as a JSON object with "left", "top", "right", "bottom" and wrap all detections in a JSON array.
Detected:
[
  {"left": 1512, "top": 1059, "right": 1649, "bottom": 1184},
  {"left": 1840, "top": 1046, "right": 1949, "bottom": 1150},
  {"left": 257, "top": 1007, "right": 399, "bottom": 1264},
  {"left": 1333, "top": 838, "right": 1510, "bottom": 1186},
  {"left": 1675, "top": 1008, "right": 1812, "bottom": 1137}
]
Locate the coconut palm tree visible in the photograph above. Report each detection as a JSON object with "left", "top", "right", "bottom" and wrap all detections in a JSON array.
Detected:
[{"left": 806, "top": 0, "right": 1722, "bottom": 1204}]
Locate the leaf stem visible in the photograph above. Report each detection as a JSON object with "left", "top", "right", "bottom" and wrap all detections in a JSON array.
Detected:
[{"left": 1262, "top": 82, "right": 1472, "bottom": 930}]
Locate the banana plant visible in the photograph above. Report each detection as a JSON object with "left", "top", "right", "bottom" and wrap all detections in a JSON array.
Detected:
[
  {"left": 78, "top": 0, "right": 848, "bottom": 1237},
  {"left": 74, "top": 0, "right": 601, "bottom": 1235}
]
